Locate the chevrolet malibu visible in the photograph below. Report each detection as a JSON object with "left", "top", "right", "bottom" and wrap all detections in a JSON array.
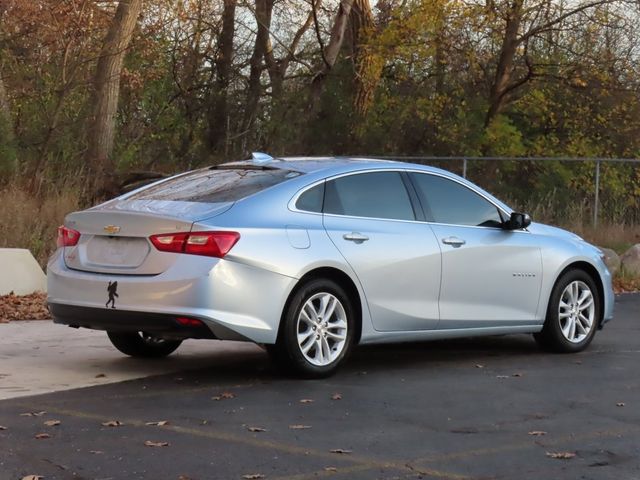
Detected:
[{"left": 48, "top": 155, "right": 614, "bottom": 377}]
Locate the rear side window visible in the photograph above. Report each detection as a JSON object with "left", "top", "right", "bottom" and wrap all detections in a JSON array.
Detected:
[
  {"left": 410, "top": 173, "right": 503, "bottom": 227},
  {"left": 127, "top": 168, "right": 300, "bottom": 203},
  {"left": 295, "top": 183, "right": 325, "bottom": 213},
  {"left": 324, "top": 172, "right": 415, "bottom": 221}
]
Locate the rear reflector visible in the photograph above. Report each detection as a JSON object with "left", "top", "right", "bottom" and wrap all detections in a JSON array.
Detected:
[
  {"left": 150, "top": 231, "right": 240, "bottom": 258},
  {"left": 176, "top": 317, "right": 204, "bottom": 327},
  {"left": 57, "top": 226, "right": 81, "bottom": 248}
]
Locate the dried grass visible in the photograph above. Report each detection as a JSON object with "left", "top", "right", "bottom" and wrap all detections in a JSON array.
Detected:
[{"left": 0, "top": 181, "right": 81, "bottom": 267}]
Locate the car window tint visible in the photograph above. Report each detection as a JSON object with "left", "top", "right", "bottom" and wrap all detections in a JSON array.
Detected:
[
  {"left": 410, "top": 173, "right": 503, "bottom": 227},
  {"left": 295, "top": 183, "right": 324, "bottom": 213},
  {"left": 127, "top": 168, "right": 301, "bottom": 203},
  {"left": 324, "top": 172, "right": 415, "bottom": 221}
]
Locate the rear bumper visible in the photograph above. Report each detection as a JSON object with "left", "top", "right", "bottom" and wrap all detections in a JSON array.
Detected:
[
  {"left": 49, "top": 303, "right": 216, "bottom": 339},
  {"left": 47, "top": 250, "right": 297, "bottom": 344}
]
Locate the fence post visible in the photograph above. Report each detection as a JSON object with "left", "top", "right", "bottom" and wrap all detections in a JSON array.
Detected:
[
  {"left": 462, "top": 158, "right": 467, "bottom": 179},
  {"left": 593, "top": 160, "right": 600, "bottom": 227}
]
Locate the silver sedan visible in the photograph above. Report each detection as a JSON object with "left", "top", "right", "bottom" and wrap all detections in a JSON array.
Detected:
[{"left": 47, "top": 155, "right": 614, "bottom": 377}]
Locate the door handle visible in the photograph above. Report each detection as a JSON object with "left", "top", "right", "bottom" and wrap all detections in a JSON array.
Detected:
[
  {"left": 343, "top": 232, "right": 369, "bottom": 243},
  {"left": 442, "top": 236, "right": 466, "bottom": 247}
]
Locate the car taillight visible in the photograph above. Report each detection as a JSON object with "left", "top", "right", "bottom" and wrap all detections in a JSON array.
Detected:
[
  {"left": 57, "top": 226, "right": 81, "bottom": 247},
  {"left": 149, "top": 231, "right": 240, "bottom": 258}
]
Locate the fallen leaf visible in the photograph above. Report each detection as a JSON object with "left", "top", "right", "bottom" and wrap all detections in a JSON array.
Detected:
[
  {"left": 289, "top": 425, "right": 312, "bottom": 430},
  {"left": 546, "top": 451, "right": 576, "bottom": 459},
  {"left": 144, "top": 440, "right": 169, "bottom": 447},
  {"left": 89, "top": 450, "right": 103, "bottom": 455},
  {"left": 299, "top": 399, "right": 314, "bottom": 404},
  {"left": 0, "top": 425, "right": 7, "bottom": 430},
  {"left": 324, "top": 467, "right": 338, "bottom": 472},
  {"left": 101, "top": 420, "right": 122, "bottom": 427},
  {"left": 512, "top": 373, "right": 523, "bottom": 377},
  {"left": 34, "top": 433, "right": 51, "bottom": 439},
  {"left": 43, "top": 420, "right": 61, "bottom": 427},
  {"left": 145, "top": 421, "right": 169, "bottom": 426},
  {"left": 528, "top": 431, "right": 547, "bottom": 436},
  {"left": 496, "top": 375, "right": 509, "bottom": 379},
  {"left": 0, "top": 291, "right": 51, "bottom": 322},
  {"left": 331, "top": 393, "right": 342, "bottom": 401},
  {"left": 95, "top": 373, "right": 106, "bottom": 378},
  {"left": 212, "top": 391, "right": 236, "bottom": 401},
  {"left": 329, "top": 448, "right": 352, "bottom": 454},
  {"left": 21, "top": 476, "right": 43, "bottom": 480},
  {"left": 20, "top": 411, "right": 46, "bottom": 417},
  {"left": 616, "top": 402, "right": 625, "bottom": 407},
  {"left": 242, "top": 475, "right": 264, "bottom": 479},
  {"left": 247, "top": 426, "right": 266, "bottom": 432},
  {"left": 475, "top": 364, "right": 485, "bottom": 369}
]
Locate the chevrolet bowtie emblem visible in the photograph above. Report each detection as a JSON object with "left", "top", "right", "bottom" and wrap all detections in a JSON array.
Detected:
[{"left": 103, "top": 225, "right": 121, "bottom": 234}]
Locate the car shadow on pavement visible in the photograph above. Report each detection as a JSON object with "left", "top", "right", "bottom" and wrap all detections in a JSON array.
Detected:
[{"left": 156, "top": 334, "right": 543, "bottom": 386}]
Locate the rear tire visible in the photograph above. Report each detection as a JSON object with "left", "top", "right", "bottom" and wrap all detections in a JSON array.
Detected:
[
  {"left": 107, "top": 331, "right": 182, "bottom": 358},
  {"left": 269, "top": 278, "right": 356, "bottom": 378},
  {"left": 534, "top": 269, "right": 600, "bottom": 353}
]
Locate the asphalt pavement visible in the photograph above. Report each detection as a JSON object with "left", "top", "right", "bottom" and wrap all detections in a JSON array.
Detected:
[{"left": 0, "top": 294, "right": 639, "bottom": 480}]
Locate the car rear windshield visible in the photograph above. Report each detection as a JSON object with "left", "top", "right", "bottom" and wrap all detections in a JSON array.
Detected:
[{"left": 127, "top": 168, "right": 301, "bottom": 203}]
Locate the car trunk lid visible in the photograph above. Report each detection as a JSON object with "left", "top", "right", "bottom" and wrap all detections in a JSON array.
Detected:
[{"left": 63, "top": 201, "right": 232, "bottom": 275}]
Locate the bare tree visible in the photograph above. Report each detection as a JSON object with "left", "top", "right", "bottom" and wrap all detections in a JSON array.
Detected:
[
  {"left": 242, "top": 0, "right": 275, "bottom": 138},
  {"left": 309, "top": 0, "right": 355, "bottom": 109},
  {"left": 207, "top": 0, "right": 236, "bottom": 156},
  {"left": 85, "top": 0, "right": 143, "bottom": 196}
]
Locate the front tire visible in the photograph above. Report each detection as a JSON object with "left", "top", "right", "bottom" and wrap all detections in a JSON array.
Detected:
[
  {"left": 107, "top": 331, "right": 182, "bottom": 358},
  {"left": 269, "top": 278, "right": 356, "bottom": 378},
  {"left": 535, "top": 269, "right": 600, "bottom": 353}
]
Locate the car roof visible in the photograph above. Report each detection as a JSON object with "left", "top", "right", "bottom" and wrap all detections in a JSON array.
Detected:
[
  {"left": 221, "top": 155, "right": 514, "bottom": 215},
  {"left": 222, "top": 156, "right": 427, "bottom": 174}
]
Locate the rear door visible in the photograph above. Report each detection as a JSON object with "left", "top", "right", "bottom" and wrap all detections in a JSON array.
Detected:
[
  {"left": 408, "top": 172, "right": 543, "bottom": 328},
  {"left": 322, "top": 171, "right": 442, "bottom": 331}
]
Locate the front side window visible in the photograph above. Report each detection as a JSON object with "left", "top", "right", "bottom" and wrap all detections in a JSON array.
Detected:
[
  {"left": 324, "top": 172, "right": 415, "bottom": 221},
  {"left": 410, "top": 173, "right": 503, "bottom": 227}
]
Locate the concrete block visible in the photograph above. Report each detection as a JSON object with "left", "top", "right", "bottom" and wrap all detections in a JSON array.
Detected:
[{"left": 0, "top": 248, "right": 47, "bottom": 295}]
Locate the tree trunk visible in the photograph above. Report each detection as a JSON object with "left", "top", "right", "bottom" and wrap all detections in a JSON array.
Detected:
[
  {"left": 207, "top": 0, "right": 236, "bottom": 156},
  {"left": 0, "top": 68, "right": 17, "bottom": 174},
  {"left": 485, "top": 0, "right": 523, "bottom": 127},
  {"left": 85, "top": 0, "right": 143, "bottom": 197},
  {"left": 242, "top": 0, "right": 274, "bottom": 140},
  {"left": 351, "top": 0, "right": 380, "bottom": 118},
  {"left": 309, "top": 0, "right": 355, "bottom": 110}
]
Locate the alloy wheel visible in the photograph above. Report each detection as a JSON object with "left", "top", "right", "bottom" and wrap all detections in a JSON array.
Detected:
[
  {"left": 296, "top": 292, "right": 348, "bottom": 366},
  {"left": 558, "top": 280, "right": 594, "bottom": 343}
]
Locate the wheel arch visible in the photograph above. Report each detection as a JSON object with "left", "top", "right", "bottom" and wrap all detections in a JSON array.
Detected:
[
  {"left": 278, "top": 266, "right": 363, "bottom": 345},
  {"left": 550, "top": 261, "right": 606, "bottom": 325}
]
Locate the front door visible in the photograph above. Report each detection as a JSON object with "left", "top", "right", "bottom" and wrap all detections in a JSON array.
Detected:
[{"left": 409, "top": 172, "right": 542, "bottom": 328}]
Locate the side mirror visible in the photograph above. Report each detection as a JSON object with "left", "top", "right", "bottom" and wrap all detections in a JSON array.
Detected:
[{"left": 504, "top": 212, "right": 531, "bottom": 230}]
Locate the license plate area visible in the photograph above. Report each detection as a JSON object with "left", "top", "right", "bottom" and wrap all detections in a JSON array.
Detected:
[{"left": 85, "top": 236, "right": 150, "bottom": 268}]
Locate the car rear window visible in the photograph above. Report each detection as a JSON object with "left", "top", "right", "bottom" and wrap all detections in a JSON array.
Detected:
[{"left": 127, "top": 168, "right": 301, "bottom": 203}]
